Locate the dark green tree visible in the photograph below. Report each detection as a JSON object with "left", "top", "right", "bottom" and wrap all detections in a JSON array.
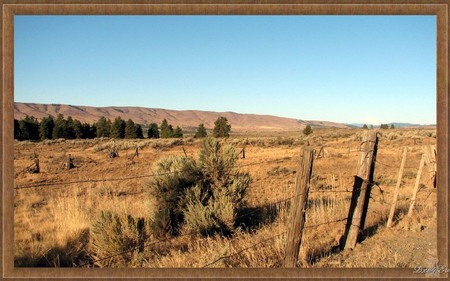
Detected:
[
  {"left": 110, "top": 117, "right": 126, "bottom": 139},
  {"left": 73, "top": 119, "right": 83, "bottom": 139},
  {"left": 147, "top": 123, "right": 160, "bottom": 139},
  {"left": 362, "top": 124, "right": 368, "bottom": 129},
  {"left": 173, "top": 126, "right": 183, "bottom": 138},
  {"left": 135, "top": 124, "right": 144, "bottom": 139},
  {"left": 303, "top": 125, "right": 313, "bottom": 135},
  {"left": 125, "top": 119, "right": 137, "bottom": 139},
  {"left": 194, "top": 123, "right": 207, "bottom": 138},
  {"left": 380, "top": 124, "right": 389, "bottom": 129},
  {"left": 39, "top": 115, "right": 55, "bottom": 140},
  {"left": 19, "top": 115, "right": 39, "bottom": 141},
  {"left": 14, "top": 119, "right": 20, "bottom": 140},
  {"left": 390, "top": 124, "right": 395, "bottom": 129},
  {"left": 213, "top": 117, "right": 231, "bottom": 138},
  {"left": 90, "top": 123, "right": 97, "bottom": 139},
  {"left": 64, "top": 116, "right": 76, "bottom": 139},
  {"left": 52, "top": 114, "right": 66, "bottom": 139},
  {"left": 80, "top": 122, "right": 94, "bottom": 139},
  {"left": 96, "top": 117, "right": 111, "bottom": 138},
  {"left": 160, "top": 119, "right": 174, "bottom": 138}
]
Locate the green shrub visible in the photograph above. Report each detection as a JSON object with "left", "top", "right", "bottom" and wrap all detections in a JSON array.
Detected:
[
  {"left": 147, "top": 156, "right": 199, "bottom": 237},
  {"left": 147, "top": 137, "right": 251, "bottom": 237},
  {"left": 89, "top": 211, "right": 146, "bottom": 267}
]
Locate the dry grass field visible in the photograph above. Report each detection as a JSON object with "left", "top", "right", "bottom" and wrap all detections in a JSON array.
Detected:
[{"left": 13, "top": 127, "right": 438, "bottom": 268}]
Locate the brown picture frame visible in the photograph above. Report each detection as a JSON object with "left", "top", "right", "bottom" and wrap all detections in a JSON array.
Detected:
[{"left": 1, "top": 1, "right": 448, "bottom": 279}]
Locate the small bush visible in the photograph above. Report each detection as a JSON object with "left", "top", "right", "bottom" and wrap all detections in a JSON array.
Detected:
[
  {"left": 89, "top": 211, "right": 146, "bottom": 267},
  {"left": 147, "top": 156, "right": 199, "bottom": 237},
  {"left": 147, "top": 137, "right": 252, "bottom": 237}
]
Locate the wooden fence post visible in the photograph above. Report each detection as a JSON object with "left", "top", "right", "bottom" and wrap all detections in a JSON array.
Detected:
[
  {"left": 343, "top": 131, "right": 379, "bottom": 250},
  {"left": 408, "top": 153, "right": 425, "bottom": 217},
  {"left": 422, "top": 145, "right": 437, "bottom": 188},
  {"left": 386, "top": 147, "right": 408, "bottom": 228},
  {"left": 283, "top": 147, "right": 314, "bottom": 268}
]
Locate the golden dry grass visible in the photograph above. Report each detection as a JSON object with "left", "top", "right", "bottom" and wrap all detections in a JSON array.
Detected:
[{"left": 13, "top": 127, "right": 437, "bottom": 267}]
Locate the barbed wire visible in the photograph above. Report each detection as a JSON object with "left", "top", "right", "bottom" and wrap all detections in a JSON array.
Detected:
[
  {"left": 15, "top": 157, "right": 294, "bottom": 190},
  {"left": 304, "top": 217, "right": 348, "bottom": 229},
  {"left": 201, "top": 232, "right": 286, "bottom": 268}
]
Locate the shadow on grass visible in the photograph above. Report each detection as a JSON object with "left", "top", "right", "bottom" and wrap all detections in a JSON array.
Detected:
[
  {"left": 235, "top": 201, "right": 289, "bottom": 232},
  {"left": 307, "top": 206, "right": 410, "bottom": 266},
  {"left": 14, "top": 228, "right": 90, "bottom": 267}
]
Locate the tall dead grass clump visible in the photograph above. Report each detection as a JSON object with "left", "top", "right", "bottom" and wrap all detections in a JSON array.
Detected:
[{"left": 89, "top": 211, "right": 147, "bottom": 267}]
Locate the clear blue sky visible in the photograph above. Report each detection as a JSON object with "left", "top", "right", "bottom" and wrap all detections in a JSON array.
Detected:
[{"left": 15, "top": 15, "right": 436, "bottom": 125}]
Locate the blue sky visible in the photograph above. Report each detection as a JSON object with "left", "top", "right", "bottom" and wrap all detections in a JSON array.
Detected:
[{"left": 14, "top": 15, "right": 436, "bottom": 124}]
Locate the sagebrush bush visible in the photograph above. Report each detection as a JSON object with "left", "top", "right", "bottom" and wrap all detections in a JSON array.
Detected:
[
  {"left": 147, "top": 137, "right": 252, "bottom": 237},
  {"left": 89, "top": 211, "right": 146, "bottom": 267},
  {"left": 147, "top": 156, "right": 199, "bottom": 237}
]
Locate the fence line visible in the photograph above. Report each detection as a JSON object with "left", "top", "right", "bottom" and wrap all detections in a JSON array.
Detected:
[
  {"left": 304, "top": 217, "right": 348, "bottom": 229},
  {"left": 15, "top": 140, "right": 437, "bottom": 268},
  {"left": 77, "top": 189, "right": 358, "bottom": 268},
  {"left": 201, "top": 232, "right": 287, "bottom": 268},
  {"left": 15, "top": 157, "right": 295, "bottom": 190}
]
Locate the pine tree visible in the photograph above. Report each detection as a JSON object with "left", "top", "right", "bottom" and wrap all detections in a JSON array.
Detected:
[
  {"left": 390, "top": 124, "right": 395, "bottom": 129},
  {"left": 64, "top": 116, "right": 76, "bottom": 139},
  {"left": 213, "top": 117, "right": 231, "bottom": 138},
  {"left": 303, "top": 125, "right": 313, "bottom": 135},
  {"left": 160, "top": 119, "right": 174, "bottom": 138},
  {"left": 110, "top": 117, "right": 126, "bottom": 139},
  {"left": 81, "top": 122, "right": 94, "bottom": 139},
  {"left": 52, "top": 114, "right": 66, "bottom": 139},
  {"left": 14, "top": 119, "right": 20, "bottom": 140},
  {"left": 90, "top": 123, "right": 97, "bottom": 138},
  {"left": 194, "top": 123, "right": 207, "bottom": 138},
  {"left": 96, "top": 117, "right": 111, "bottom": 138},
  {"left": 19, "top": 116, "right": 39, "bottom": 141},
  {"left": 362, "top": 124, "right": 368, "bottom": 129},
  {"left": 39, "top": 115, "right": 55, "bottom": 140},
  {"left": 173, "top": 126, "right": 183, "bottom": 138},
  {"left": 147, "top": 123, "right": 159, "bottom": 139},
  {"left": 125, "top": 119, "right": 137, "bottom": 139},
  {"left": 73, "top": 119, "right": 83, "bottom": 139},
  {"left": 135, "top": 124, "right": 144, "bottom": 139}
]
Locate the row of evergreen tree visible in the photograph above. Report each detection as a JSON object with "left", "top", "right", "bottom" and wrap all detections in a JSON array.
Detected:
[
  {"left": 14, "top": 114, "right": 233, "bottom": 141},
  {"left": 14, "top": 114, "right": 182, "bottom": 141}
]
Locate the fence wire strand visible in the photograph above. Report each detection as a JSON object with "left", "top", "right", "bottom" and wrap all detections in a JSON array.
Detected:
[
  {"left": 14, "top": 140, "right": 436, "bottom": 268},
  {"left": 201, "top": 232, "right": 286, "bottom": 268},
  {"left": 15, "top": 157, "right": 294, "bottom": 190}
]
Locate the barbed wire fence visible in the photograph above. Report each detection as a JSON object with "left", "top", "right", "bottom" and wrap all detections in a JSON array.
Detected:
[{"left": 14, "top": 137, "right": 437, "bottom": 268}]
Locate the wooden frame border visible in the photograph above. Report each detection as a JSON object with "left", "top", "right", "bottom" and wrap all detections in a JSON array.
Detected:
[{"left": 1, "top": 1, "right": 448, "bottom": 279}]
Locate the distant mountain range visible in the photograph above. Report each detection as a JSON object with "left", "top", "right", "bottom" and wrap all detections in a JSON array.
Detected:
[
  {"left": 14, "top": 102, "right": 350, "bottom": 132},
  {"left": 347, "top": 123, "right": 436, "bottom": 128}
]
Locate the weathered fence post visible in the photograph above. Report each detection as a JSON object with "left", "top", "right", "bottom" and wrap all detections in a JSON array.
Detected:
[
  {"left": 283, "top": 147, "right": 314, "bottom": 268},
  {"left": 387, "top": 147, "right": 408, "bottom": 228},
  {"left": 343, "top": 130, "right": 379, "bottom": 250},
  {"left": 32, "top": 157, "right": 40, "bottom": 174},
  {"left": 241, "top": 139, "right": 247, "bottom": 159},
  {"left": 408, "top": 153, "right": 425, "bottom": 217},
  {"left": 422, "top": 145, "right": 437, "bottom": 188}
]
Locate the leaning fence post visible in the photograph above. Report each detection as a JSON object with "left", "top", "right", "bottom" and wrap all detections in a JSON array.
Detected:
[
  {"left": 408, "top": 153, "right": 425, "bottom": 217},
  {"left": 343, "top": 130, "right": 379, "bottom": 250},
  {"left": 283, "top": 147, "right": 314, "bottom": 268},
  {"left": 387, "top": 147, "right": 408, "bottom": 228}
]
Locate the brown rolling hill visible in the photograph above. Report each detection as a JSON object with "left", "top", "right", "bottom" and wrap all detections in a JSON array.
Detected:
[{"left": 14, "top": 102, "right": 350, "bottom": 132}]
